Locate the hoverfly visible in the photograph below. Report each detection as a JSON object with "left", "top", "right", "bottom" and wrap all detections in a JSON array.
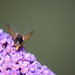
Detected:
[{"left": 7, "top": 24, "right": 34, "bottom": 50}]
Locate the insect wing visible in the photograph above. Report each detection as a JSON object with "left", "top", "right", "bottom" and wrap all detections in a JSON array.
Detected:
[
  {"left": 22, "top": 29, "right": 34, "bottom": 43},
  {"left": 7, "top": 24, "right": 17, "bottom": 39}
]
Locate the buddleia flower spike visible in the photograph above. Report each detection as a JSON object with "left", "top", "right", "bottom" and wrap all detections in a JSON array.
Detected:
[{"left": 0, "top": 24, "right": 56, "bottom": 75}]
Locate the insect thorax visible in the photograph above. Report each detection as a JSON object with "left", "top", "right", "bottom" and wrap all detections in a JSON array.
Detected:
[{"left": 14, "top": 34, "right": 23, "bottom": 44}]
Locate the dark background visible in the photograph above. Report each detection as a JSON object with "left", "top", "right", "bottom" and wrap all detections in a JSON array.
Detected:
[{"left": 0, "top": 0, "right": 75, "bottom": 75}]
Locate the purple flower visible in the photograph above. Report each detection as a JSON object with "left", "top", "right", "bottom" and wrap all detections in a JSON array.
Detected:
[{"left": 0, "top": 29, "right": 56, "bottom": 75}]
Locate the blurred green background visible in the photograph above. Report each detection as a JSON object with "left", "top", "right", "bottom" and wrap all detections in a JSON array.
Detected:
[{"left": 0, "top": 0, "right": 75, "bottom": 75}]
